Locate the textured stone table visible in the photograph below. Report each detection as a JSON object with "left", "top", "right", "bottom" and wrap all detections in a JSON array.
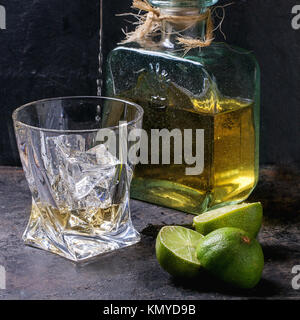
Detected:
[{"left": 0, "top": 165, "right": 299, "bottom": 300}]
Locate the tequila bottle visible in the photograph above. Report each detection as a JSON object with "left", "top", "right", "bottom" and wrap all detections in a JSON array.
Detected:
[{"left": 106, "top": 0, "right": 260, "bottom": 214}]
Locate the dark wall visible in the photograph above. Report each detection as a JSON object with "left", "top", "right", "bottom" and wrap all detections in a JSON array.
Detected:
[{"left": 0, "top": 0, "right": 299, "bottom": 166}]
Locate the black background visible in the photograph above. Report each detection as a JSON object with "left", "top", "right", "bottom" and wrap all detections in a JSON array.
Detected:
[{"left": 0, "top": 0, "right": 299, "bottom": 166}]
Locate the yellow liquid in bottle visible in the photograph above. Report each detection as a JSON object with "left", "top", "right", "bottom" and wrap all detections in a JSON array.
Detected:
[{"left": 130, "top": 96, "right": 257, "bottom": 214}]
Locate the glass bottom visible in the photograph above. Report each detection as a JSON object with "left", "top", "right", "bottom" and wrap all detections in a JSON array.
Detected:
[
  {"left": 131, "top": 178, "right": 255, "bottom": 215},
  {"left": 23, "top": 200, "right": 140, "bottom": 262}
]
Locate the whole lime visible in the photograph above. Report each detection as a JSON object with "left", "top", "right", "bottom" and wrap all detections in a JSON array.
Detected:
[{"left": 196, "top": 227, "right": 264, "bottom": 289}]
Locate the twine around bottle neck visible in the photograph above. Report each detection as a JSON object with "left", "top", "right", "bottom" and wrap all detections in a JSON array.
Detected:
[{"left": 119, "top": 0, "right": 214, "bottom": 50}]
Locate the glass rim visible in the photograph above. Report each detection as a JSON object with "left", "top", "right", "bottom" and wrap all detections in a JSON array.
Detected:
[{"left": 12, "top": 96, "right": 144, "bottom": 134}]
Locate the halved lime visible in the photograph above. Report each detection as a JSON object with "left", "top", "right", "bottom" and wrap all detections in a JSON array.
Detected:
[
  {"left": 156, "top": 226, "right": 204, "bottom": 278},
  {"left": 193, "top": 202, "right": 263, "bottom": 239}
]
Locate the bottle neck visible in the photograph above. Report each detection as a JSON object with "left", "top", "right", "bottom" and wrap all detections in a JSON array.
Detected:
[{"left": 159, "top": 7, "right": 207, "bottom": 50}]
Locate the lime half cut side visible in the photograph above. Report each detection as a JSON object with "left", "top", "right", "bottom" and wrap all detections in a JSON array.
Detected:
[
  {"left": 156, "top": 226, "right": 204, "bottom": 278},
  {"left": 193, "top": 202, "right": 263, "bottom": 239}
]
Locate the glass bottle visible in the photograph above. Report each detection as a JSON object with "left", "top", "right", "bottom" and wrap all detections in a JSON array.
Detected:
[{"left": 105, "top": 0, "right": 260, "bottom": 214}]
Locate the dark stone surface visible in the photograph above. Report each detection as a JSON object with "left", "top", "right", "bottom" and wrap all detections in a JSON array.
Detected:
[
  {"left": 0, "top": 0, "right": 299, "bottom": 166},
  {"left": 0, "top": 165, "right": 299, "bottom": 300}
]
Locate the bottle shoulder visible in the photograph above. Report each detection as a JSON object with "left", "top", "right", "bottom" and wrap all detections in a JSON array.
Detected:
[
  {"left": 107, "top": 43, "right": 260, "bottom": 103},
  {"left": 109, "top": 42, "right": 259, "bottom": 72}
]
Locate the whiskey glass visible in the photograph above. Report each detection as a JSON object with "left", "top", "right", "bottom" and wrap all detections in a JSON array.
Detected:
[{"left": 13, "top": 97, "right": 144, "bottom": 262}]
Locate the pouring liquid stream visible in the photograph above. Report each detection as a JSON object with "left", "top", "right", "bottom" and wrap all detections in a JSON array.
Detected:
[{"left": 96, "top": 0, "right": 103, "bottom": 123}]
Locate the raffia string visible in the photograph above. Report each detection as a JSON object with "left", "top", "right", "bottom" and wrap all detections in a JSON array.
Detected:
[{"left": 119, "top": 0, "right": 214, "bottom": 50}]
